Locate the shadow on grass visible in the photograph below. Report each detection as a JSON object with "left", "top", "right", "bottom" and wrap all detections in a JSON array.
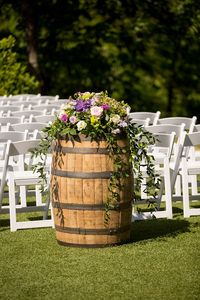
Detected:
[
  {"left": 172, "top": 206, "right": 183, "bottom": 214},
  {"left": 130, "top": 218, "right": 190, "bottom": 243},
  {"left": 0, "top": 217, "right": 10, "bottom": 231}
]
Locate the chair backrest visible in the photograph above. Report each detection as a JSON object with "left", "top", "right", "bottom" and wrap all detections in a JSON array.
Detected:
[
  {"left": 9, "top": 122, "right": 46, "bottom": 132},
  {"left": 0, "top": 140, "right": 12, "bottom": 206},
  {"left": 0, "top": 116, "right": 25, "bottom": 127},
  {"left": 183, "top": 131, "right": 200, "bottom": 148},
  {"left": 11, "top": 110, "right": 46, "bottom": 117},
  {"left": 0, "top": 139, "right": 41, "bottom": 207},
  {"left": 128, "top": 111, "right": 161, "bottom": 125},
  {"left": 145, "top": 124, "right": 185, "bottom": 137},
  {"left": 8, "top": 101, "right": 33, "bottom": 109},
  {"left": 33, "top": 104, "right": 61, "bottom": 110},
  {"left": 0, "top": 105, "right": 24, "bottom": 117},
  {"left": 36, "top": 95, "right": 59, "bottom": 101},
  {"left": 0, "top": 117, "right": 24, "bottom": 124},
  {"left": 9, "top": 123, "right": 46, "bottom": 139},
  {"left": 8, "top": 139, "right": 41, "bottom": 157},
  {"left": 151, "top": 132, "right": 176, "bottom": 159},
  {"left": 129, "top": 118, "right": 150, "bottom": 127},
  {"left": 0, "top": 100, "right": 11, "bottom": 105},
  {"left": 31, "top": 115, "right": 56, "bottom": 123},
  {"left": 32, "top": 105, "right": 60, "bottom": 115},
  {"left": 146, "top": 124, "right": 186, "bottom": 158},
  {"left": 11, "top": 110, "right": 46, "bottom": 122},
  {"left": 194, "top": 124, "right": 200, "bottom": 132},
  {"left": 0, "top": 130, "right": 28, "bottom": 157},
  {"left": 157, "top": 116, "right": 197, "bottom": 133},
  {"left": 0, "top": 131, "right": 28, "bottom": 142},
  {"left": 48, "top": 99, "right": 70, "bottom": 105}
]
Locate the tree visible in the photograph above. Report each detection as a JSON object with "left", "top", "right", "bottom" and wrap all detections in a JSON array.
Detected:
[
  {"left": 0, "top": 35, "right": 39, "bottom": 95},
  {"left": 0, "top": 0, "right": 200, "bottom": 118}
]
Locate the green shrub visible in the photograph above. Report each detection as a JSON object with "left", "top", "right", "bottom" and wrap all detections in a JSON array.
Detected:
[{"left": 0, "top": 35, "right": 39, "bottom": 96}]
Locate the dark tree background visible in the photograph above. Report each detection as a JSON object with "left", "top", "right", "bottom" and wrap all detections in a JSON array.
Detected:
[{"left": 0, "top": 0, "right": 200, "bottom": 117}]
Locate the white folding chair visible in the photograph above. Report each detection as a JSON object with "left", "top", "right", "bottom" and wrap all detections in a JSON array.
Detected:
[
  {"left": 0, "top": 141, "right": 11, "bottom": 213},
  {"left": 193, "top": 124, "right": 200, "bottom": 161},
  {"left": 181, "top": 132, "right": 200, "bottom": 217},
  {"left": 132, "top": 132, "right": 176, "bottom": 220},
  {"left": 128, "top": 111, "right": 161, "bottom": 125},
  {"left": 0, "top": 131, "right": 28, "bottom": 212},
  {"left": 156, "top": 117, "right": 197, "bottom": 195},
  {"left": 6, "top": 139, "right": 53, "bottom": 231},
  {"left": 145, "top": 124, "right": 186, "bottom": 199}
]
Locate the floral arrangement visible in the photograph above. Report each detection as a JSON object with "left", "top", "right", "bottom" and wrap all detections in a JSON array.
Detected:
[
  {"left": 50, "top": 91, "right": 130, "bottom": 139},
  {"left": 33, "top": 91, "right": 159, "bottom": 220}
]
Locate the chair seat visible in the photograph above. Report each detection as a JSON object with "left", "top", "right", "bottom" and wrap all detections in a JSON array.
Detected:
[
  {"left": 177, "top": 161, "right": 200, "bottom": 175},
  {"left": 10, "top": 170, "right": 41, "bottom": 185}
]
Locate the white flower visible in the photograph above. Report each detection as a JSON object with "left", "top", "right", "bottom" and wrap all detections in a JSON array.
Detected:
[
  {"left": 126, "top": 106, "right": 131, "bottom": 115},
  {"left": 119, "top": 121, "right": 128, "bottom": 128},
  {"left": 77, "top": 120, "right": 87, "bottom": 131},
  {"left": 90, "top": 106, "right": 103, "bottom": 117},
  {"left": 110, "top": 114, "right": 121, "bottom": 124},
  {"left": 112, "top": 128, "right": 121, "bottom": 135},
  {"left": 63, "top": 101, "right": 76, "bottom": 110}
]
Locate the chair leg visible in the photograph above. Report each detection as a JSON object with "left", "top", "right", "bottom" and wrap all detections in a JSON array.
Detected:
[
  {"left": 182, "top": 158, "right": 190, "bottom": 218},
  {"left": 19, "top": 186, "right": 27, "bottom": 207},
  {"left": 156, "top": 178, "right": 164, "bottom": 210},
  {"left": 35, "top": 185, "right": 43, "bottom": 206},
  {"left": 8, "top": 174, "right": 17, "bottom": 232},
  {"left": 190, "top": 175, "right": 199, "bottom": 195},
  {"left": 162, "top": 158, "right": 173, "bottom": 219},
  {"left": 174, "top": 175, "right": 182, "bottom": 197}
]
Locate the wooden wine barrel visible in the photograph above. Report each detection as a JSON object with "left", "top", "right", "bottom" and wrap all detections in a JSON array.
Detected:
[{"left": 51, "top": 135, "right": 133, "bottom": 247}]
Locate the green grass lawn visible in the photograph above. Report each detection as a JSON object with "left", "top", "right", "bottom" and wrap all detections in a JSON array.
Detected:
[{"left": 0, "top": 203, "right": 200, "bottom": 300}]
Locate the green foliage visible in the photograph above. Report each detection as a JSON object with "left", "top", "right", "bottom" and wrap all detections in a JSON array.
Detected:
[
  {"left": 0, "top": 1, "right": 200, "bottom": 117},
  {"left": 0, "top": 35, "right": 39, "bottom": 95}
]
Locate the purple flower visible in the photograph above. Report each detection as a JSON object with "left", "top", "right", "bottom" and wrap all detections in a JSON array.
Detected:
[
  {"left": 101, "top": 104, "right": 110, "bottom": 110},
  {"left": 75, "top": 100, "right": 91, "bottom": 112}
]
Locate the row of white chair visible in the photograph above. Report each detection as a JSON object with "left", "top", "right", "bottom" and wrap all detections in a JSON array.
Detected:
[
  {"left": 0, "top": 94, "right": 64, "bottom": 232},
  {"left": 129, "top": 111, "right": 197, "bottom": 132},
  {"left": 130, "top": 114, "right": 200, "bottom": 221},
  {"left": 0, "top": 130, "right": 54, "bottom": 231},
  {"left": 0, "top": 108, "right": 199, "bottom": 232}
]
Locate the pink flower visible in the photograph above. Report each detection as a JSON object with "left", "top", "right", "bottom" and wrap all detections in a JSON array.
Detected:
[
  {"left": 90, "top": 106, "right": 103, "bottom": 117},
  {"left": 60, "top": 114, "right": 68, "bottom": 122},
  {"left": 69, "top": 116, "right": 77, "bottom": 124}
]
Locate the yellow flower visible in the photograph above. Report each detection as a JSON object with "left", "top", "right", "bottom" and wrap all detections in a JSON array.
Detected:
[{"left": 91, "top": 115, "right": 98, "bottom": 125}]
